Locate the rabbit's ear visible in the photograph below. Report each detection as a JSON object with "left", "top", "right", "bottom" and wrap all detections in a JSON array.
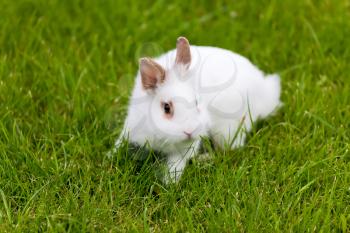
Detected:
[
  {"left": 139, "top": 57, "right": 165, "bottom": 90},
  {"left": 175, "top": 37, "right": 191, "bottom": 69}
]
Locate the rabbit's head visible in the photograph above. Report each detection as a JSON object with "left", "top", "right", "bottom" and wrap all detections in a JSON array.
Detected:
[{"left": 139, "top": 37, "right": 209, "bottom": 144}]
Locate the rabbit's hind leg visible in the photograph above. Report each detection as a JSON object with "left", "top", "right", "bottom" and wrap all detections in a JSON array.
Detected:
[{"left": 210, "top": 120, "right": 247, "bottom": 150}]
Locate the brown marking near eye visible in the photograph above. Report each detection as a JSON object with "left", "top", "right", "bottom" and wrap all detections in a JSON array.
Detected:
[
  {"left": 139, "top": 57, "right": 165, "bottom": 90},
  {"left": 161, "top": 101, "right": 174, "bottom": 119}
]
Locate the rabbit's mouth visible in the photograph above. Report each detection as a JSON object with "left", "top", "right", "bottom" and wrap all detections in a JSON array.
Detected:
[
  {"left": 181, "top": 125, "right": 205, "bottom": 142},
  {"left": 183, "top": 131, "right": 193, "bottom": 140}
]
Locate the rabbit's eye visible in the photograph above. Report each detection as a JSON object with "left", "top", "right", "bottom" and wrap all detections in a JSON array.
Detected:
[
  {"left": 162, "top": 101, "right": 173, "bottom": 118},
  {"left": 164, "top": 103, "right": 171, "bottom": 113}
]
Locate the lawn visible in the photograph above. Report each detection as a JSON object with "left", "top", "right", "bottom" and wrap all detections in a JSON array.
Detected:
[{"left": 0, "top": 0, "right": 349, "bottom": 232}]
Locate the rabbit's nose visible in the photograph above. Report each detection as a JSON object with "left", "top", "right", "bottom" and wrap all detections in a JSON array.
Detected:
[{"left": 183, "top": 131, "right": 193, "bottom": 139}]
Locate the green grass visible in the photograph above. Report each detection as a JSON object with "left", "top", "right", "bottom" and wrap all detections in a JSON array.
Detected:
[{"left": 0, "top": 0, "right": 349, "bottom": 232}]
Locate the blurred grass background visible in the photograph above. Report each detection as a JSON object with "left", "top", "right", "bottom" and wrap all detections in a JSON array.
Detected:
[{"left": 0, "top": 0, "right": 349, "bottom": 232}]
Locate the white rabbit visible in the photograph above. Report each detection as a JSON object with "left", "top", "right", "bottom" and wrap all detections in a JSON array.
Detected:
[{"left": 114, "top": 37, "right": 281, "bottom": 183}]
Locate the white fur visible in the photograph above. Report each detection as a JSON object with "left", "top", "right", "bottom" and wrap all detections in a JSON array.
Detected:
[{"left": 115, "top": 44, "right": 281, "bottom": 183}]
